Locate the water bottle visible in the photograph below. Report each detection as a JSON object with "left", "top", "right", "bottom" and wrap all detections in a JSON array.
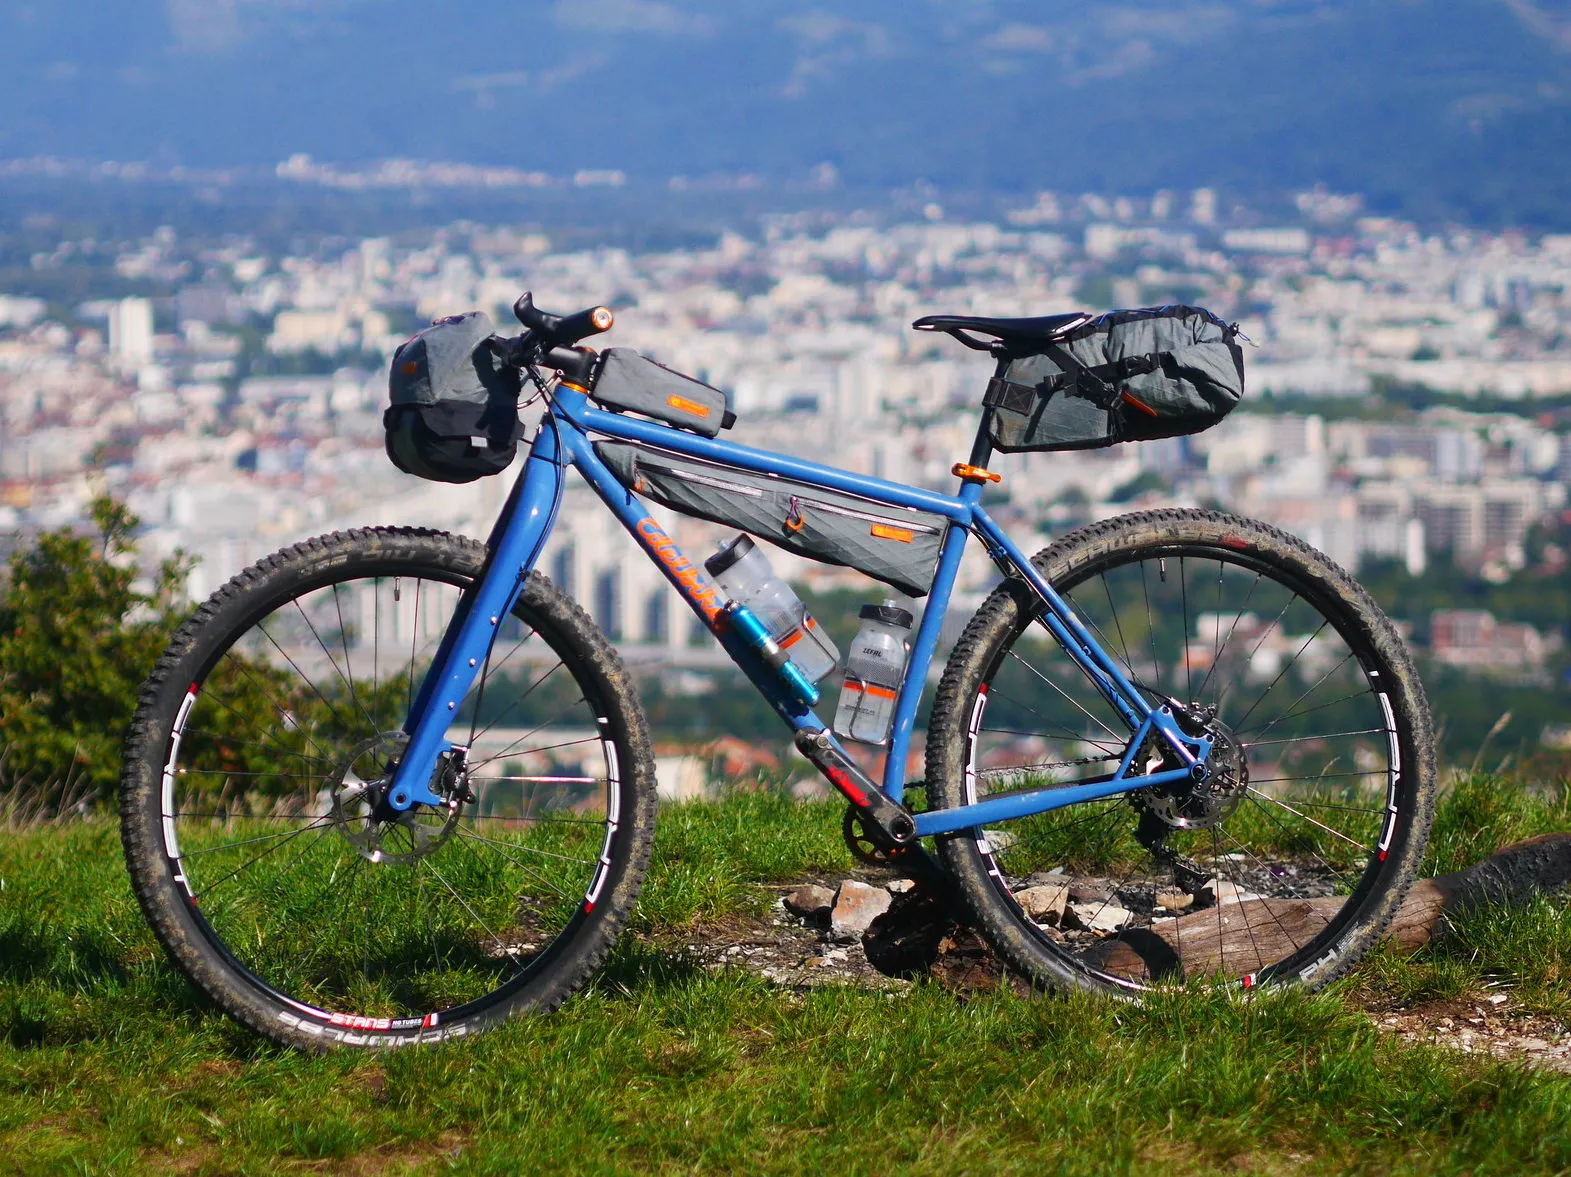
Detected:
[
  {"left": 832, "top": 601, "right": 914, "bottom": 745},
  {"left": 703, "top": 534, "right": 839, "bottom": 683}
]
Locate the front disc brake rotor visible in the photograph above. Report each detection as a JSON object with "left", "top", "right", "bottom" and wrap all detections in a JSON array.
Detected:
[{"left": 330, "top": 732, "right": 463, "bottom": 865}]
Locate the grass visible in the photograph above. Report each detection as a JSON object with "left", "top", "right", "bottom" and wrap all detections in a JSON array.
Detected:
[{"left": 2, "top": 779, "right": 1571, "bottom": 1175}]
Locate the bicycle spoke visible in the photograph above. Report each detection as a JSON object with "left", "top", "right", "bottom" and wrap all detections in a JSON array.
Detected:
[
  {"left": 1005, "top": 651, "right": 1124, "bottom": 741},
  {"left": 1193, "top": 569, "right": 1263, "bottom": 703},
  {"left": 1232, "top": 619, "right": 1330, "bottom": 731},
  {"left": 464, "top": 660, "right": 570, "bottom": 747}
]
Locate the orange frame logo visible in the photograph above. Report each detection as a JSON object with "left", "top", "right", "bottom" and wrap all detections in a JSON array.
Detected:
[{"left": 634, "top": 518, "right": 724, "bottom": 623}]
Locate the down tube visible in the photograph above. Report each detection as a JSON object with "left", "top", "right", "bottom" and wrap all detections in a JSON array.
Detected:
[
  {"left": 883, "top": 519, "right": 972, "bottom": 803},
  {"left": 562, "top": 428, "right": 822, "bottom": 729}
]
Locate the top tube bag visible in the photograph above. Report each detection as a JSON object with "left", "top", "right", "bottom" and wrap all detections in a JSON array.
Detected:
[
  {"left": 383, "top": 311, "right": 525, "bottom": 483},
  {"left": 985, "top": 305, "right": 1244, "bottom": 452},
  {"left": 589, "top": 349, "right": 735, "bottom": 437}
]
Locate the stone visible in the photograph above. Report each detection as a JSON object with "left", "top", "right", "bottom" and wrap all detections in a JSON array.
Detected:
[
  {"left": 831, "top": 880, "right": 893, "bottom": 941},
  {"left": 887, "top": 879, "right": 917, "bottom": 894},
  {"left": 1015, "top": 883, "right": 1070, "bottom": 925},
  {"left": 784, "top": 884, "right": 835, "bottom": 920},
  {"left": 1063, "top": 901, "right": 1134, "bottom": 934},
  {"left": 1155, "top": 887, "right": 1194, "bottom": 913},
  {"left": 1204, "top": 878, "right": 1263, "bottom": 907},
  {"left": 981, "top": 829, "right": 1016, "bottom": 852}
]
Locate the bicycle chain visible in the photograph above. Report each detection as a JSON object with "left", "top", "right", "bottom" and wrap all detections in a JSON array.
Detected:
[{"left": 975, "top": 752, "right": 1123, "bottom": 781}]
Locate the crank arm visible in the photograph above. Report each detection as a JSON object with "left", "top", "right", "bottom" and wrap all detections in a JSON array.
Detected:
[{"left": 795, "top": 729, "right": 916, "bottom": 847}]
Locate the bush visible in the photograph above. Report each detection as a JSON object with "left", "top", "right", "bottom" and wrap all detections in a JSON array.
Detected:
[{"left": 0, "top": 498, "right": 187, "bottom": 812}]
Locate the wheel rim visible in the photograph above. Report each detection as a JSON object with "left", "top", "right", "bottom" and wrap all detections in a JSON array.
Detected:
[
  {"left": 964, "top": 541, "right": 1406, "bottom": 989},
  {"left": 158, "top": 563, "right": 625, "bottom": 1029}
]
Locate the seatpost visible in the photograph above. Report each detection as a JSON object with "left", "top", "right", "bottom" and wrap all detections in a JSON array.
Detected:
[
  {"left": 966, "top": 416, "right": 996, "bottom": 471},
  {"left": 966, "top": 353, "right": 1009, "bottom": 470}
]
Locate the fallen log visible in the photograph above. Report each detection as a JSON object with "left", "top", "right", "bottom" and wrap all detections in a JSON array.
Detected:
[{"left": 1085, "top": 833, "right": 1571, "bottom": 981}]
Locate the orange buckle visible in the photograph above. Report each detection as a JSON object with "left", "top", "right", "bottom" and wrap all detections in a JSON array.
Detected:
[{"left": 952, "top": 463, "right": 1002, "bottom": 484}]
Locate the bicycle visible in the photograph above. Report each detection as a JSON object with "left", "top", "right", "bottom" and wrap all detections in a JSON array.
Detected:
[{"left": 120, "top": 295, "right": 1435, "bottom": 1049}]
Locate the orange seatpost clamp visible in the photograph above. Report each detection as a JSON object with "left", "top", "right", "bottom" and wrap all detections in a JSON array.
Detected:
[{"left": 952, "top": 463, "right": 1002, "bottom": 484}]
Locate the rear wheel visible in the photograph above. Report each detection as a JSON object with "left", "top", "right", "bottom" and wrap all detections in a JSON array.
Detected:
[
  {"left": 926, "top": 510, "right": 1434, "bottom": 994},
  {"left": 121, "top": 528, "right": 657, "bottom": 1049}
]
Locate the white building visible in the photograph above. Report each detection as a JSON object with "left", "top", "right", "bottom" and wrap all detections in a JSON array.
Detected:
[{"left": 108, "top": 298, "right": 154, "bottom": 366}]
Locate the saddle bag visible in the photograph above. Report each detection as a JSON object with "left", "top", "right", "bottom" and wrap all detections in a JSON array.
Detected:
[
  {"left": 596, "top": 441, "right": 947, "bottom": 597},
  {"left": 590, "top": 348, "right": 735, "bottom": 437},
  {"left": 984, "top": 306, "right": 1244, "bottom": 452},
  {"left": 383, "top": 311, "right": 525, "bottom": 483}
]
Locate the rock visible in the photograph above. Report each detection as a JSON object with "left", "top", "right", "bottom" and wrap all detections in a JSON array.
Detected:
[
  {"left": 1154, "top": 887, "right": 1194, "bottom": 913},
  {"left": 784, "top": 884, "right": 835, "bottom": 920},
  {"left": 981, "top": 829, "right": 1016, "bottom": 852},
  {"left": 1204, "top": 878, "right": 1263, "bottom": 907},
  {"left": 1015, "top": 883, "right": 1070, "bottom": 925},
  {"left": 887, "top": 879, "right": 916, "bottom": 894},
  {"left": 831, "top": 880, "right": 893, "bottom": 941},
  {"left": 1063, "top": 901, "right": 1134, "bottom": 934}
]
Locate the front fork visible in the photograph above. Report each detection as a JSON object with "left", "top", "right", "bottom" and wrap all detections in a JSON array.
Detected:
[{"left": 384, "top": 422, "right": 567, "bottom": 811}]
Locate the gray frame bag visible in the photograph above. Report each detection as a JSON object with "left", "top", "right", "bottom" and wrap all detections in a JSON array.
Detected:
[
  {"left": 384, "top": 311, "right": 525, "bottom": 483},
  {"left": 985, "top": 305, "right": 1244, "bottom": 452},
  {"left": 590, "top": 348, "right": 735, "bottom": 437},
  {"left": 597, "top": 441, "right": 947, "bottom": 597}
]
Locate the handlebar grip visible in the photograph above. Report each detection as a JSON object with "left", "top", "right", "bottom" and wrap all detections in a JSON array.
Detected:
[
  {"left": 511, "top": 292, "right": 614, "bottom": 346},
  {"left": 555, "top": 305, "right": 615, "bottom": 344}
]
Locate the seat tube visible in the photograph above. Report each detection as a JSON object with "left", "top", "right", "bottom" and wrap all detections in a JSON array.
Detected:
[
  {"left": 386, "top": 418, "right": 566, "bottom": 810},
  {"left": 880, "top": 403, "right": 999, "bottom": 800},
  {"left": 882, "top": 498, "right": 975, "bottom": 803}
]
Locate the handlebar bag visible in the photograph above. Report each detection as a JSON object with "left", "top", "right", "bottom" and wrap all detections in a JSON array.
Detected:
[
  {"left": 590, "top": 349, "right": 735, "bottom": 437},
  {"left": 384, "top": 311, "right": 525, "bottom": 483},
  {"left": 985, "top": 306, "right": 1244, "bottom": 452},
  {"left": 596, "top": 441, "right": 946, "bottom": 597}
]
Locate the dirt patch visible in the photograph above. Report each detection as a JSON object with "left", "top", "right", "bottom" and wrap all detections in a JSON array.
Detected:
[
  {"left": 669, "top": 874, "right": 1570, "bottom": 1072},
  {"left": 1371, "top": 994, "right": 1571, "bottom": 1073}
]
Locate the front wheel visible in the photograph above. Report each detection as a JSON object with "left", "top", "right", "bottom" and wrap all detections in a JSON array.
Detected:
[
  {"left": 926, "top": 509, "right": 1435, "bottom": 995},
  {"left": 121, "top": 528, "right": 657, "bottom": 1049}
]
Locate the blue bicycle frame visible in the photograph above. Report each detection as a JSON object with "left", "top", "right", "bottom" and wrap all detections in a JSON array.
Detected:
[{"left": 384, "top": 381, "right": 1213, "bottom": 838}]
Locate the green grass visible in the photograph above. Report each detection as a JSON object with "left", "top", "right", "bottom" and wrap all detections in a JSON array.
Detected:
[{"left": 3, "top": 780, "right": 1571, "bottom": 1175}]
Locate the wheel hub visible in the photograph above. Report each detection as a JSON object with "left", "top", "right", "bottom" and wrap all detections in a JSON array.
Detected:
[
  {"left": 329, "top": 732, "right": 465, "bottom": 864},
  {"left": 1140, "top": 708, "right": 1248, "bottom": 831}
]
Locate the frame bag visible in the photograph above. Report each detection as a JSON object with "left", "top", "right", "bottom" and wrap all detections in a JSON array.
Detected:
[
  {"left": 384, "top": 311, "right": 525, "bottom": 483},
  {"left": 597, "top": 441, "right": 946, "bottom": 597},
  {"left": 590, "top": 348, "right": 735, "bottom": 437},
  {"left": 985, "top": 306, "right": 1244, "bottom": 452}
]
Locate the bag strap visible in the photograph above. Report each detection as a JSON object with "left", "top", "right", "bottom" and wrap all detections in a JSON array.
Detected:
[
  {"left": 991, "top": 350, "right": 1169, "bottom": 407},
  {"left": 982, "top": 376, "right": 1039, "bottom": 413}
]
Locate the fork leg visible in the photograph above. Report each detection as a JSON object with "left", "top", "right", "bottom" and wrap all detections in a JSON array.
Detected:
[{"left": 385, "top": 422, "right": 567, "bottom": 811}]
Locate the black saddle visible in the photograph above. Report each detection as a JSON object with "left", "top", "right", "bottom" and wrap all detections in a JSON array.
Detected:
[{"left": 912, "top": 311, "right": 1093, "bottom": 352}]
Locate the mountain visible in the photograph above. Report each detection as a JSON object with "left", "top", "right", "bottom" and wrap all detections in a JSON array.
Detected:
[{"left": 3, "top": 1, "right": 1571, "bottom": 225}]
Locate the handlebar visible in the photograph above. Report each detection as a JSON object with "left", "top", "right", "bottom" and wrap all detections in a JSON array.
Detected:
[
  {"left": 513, "top": 292, "right": 614, "bottom": 347},
  {"left": 490, "top": 293, "right": 614, "bottom": 387}
]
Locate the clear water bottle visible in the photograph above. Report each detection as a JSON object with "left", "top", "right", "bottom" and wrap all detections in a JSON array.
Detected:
[
  {"left": 832, "top": 601, "right": 914, "bottom": 745},
  {"left": 703, "top": 534, "right": 839, "bottom": 683}
]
